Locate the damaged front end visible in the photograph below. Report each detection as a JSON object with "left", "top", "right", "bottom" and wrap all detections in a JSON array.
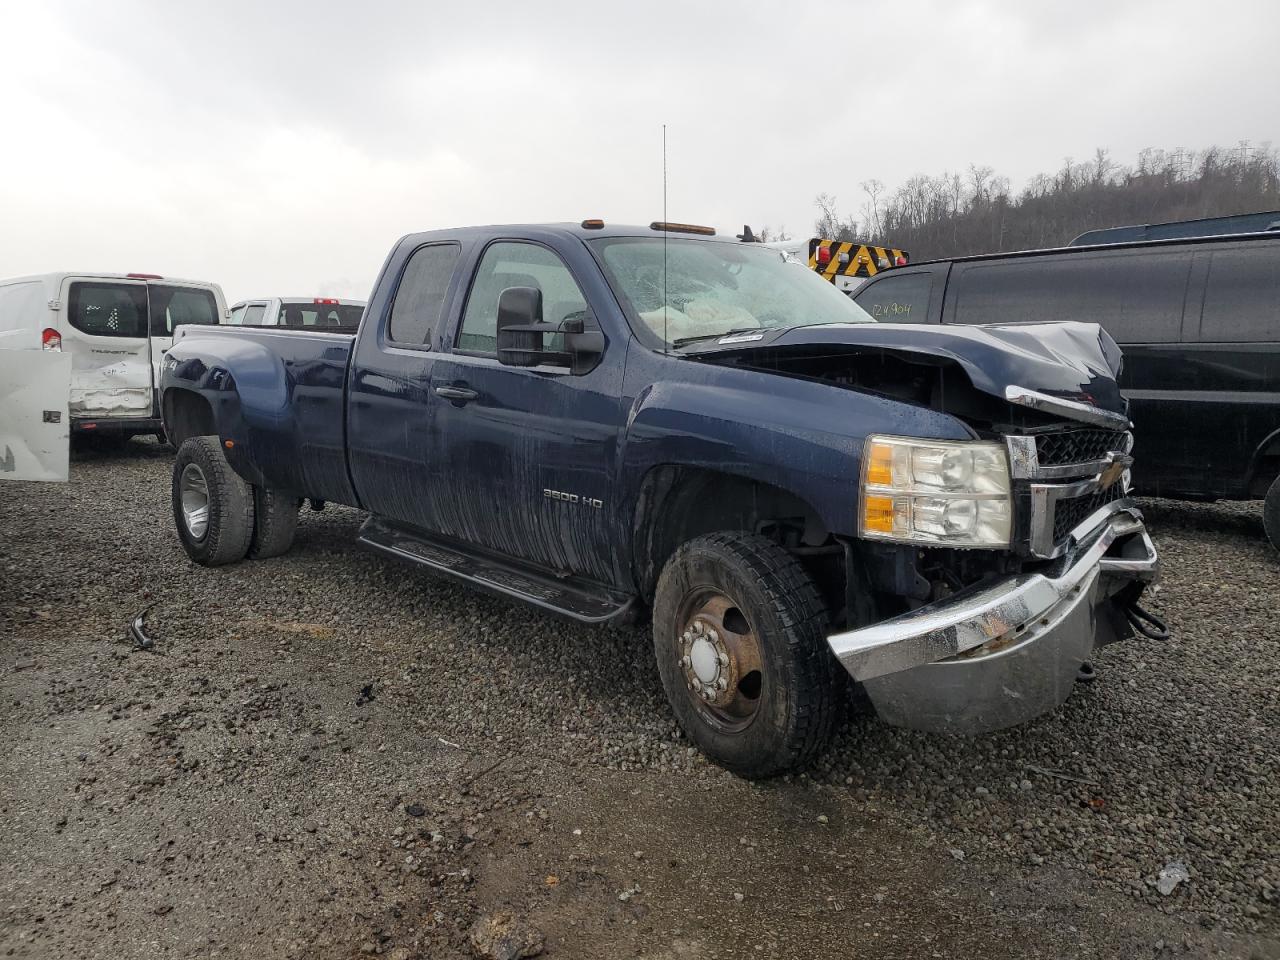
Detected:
[
  {"left": 689, "top": 321, "right": 1163, "bottom": 734},
  {"left": 830, "top": 490, "right": 1157, "bottom": 734},
  {"left": 827, "top": 380, "right": 1160, "bottom": 735}
]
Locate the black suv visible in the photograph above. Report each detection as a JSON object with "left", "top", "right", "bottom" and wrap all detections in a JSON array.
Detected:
[{"left": 852, "top": 231, "right": 1280, "bottom": 548}]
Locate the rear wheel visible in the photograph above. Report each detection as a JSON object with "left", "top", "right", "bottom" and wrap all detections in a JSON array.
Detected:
[
  {"left": 1264, "top": 475, "right": 1280, "bottom": 553},
  {"left": 172, "top": 436, "right": 253, "bottom": 566},
  {"left": 653, "top": 532, "right": 841, "bottom": 778},
  {"left": 249, "top": 486, "right": 299, "bottom": 559}
]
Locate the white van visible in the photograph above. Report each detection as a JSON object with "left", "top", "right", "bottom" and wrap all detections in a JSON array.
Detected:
[{"left": 0, "top": 272, "right": 227, "bottom": 440}]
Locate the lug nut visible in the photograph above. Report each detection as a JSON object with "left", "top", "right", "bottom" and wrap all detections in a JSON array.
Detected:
[{"left": 716, "top": 678, "right": 728, "bottom": 690}]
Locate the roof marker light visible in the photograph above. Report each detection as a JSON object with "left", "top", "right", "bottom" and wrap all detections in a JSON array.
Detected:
[
  {"left": 127, "top": 273, "right": 164, "bottom": 280},
  {"left": 41, "top": 328, "right": 62, "bottom": 351},
  {"left": 816, "top": 246, "right": 832, "bottom": 265},
  {"left": 649, "top": 221, "right": 716, "bottom": 236},
  {"left": 313, "top": 298, "right": 340, "bottom": 304},
  {"left": 581, "top": 219, "right": 605, "bottom": 229}
]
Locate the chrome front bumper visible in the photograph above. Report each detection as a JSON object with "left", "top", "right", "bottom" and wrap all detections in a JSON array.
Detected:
[{"left": 827, "top": 504, "right": 1158, "bottom": 734}]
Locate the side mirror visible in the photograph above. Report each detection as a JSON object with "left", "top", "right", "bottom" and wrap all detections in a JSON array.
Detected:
[
  {"left": 496, "top": 287, "right": 603, "bottom": 374},
  {"left": 495, "top": 286, "right": 544, "bottom": 368}
]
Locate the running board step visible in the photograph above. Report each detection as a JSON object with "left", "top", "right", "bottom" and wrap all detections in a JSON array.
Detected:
[{"left": 357, "top": 517, "right": 636, "bottom": 625}]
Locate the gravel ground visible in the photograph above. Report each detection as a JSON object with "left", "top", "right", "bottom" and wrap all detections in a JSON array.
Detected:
[{"left": 2, "top": 439, "right": 1278, "bottom": 958}]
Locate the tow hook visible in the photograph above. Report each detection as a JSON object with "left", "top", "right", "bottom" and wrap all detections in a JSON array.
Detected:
[{"left": 1124, "top": 600, "right": 1170, "bottom": 640}]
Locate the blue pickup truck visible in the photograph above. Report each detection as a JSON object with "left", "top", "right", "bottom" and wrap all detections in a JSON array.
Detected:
[{"left": 161, "top": 221, "right": 1160, "bottom": 777}]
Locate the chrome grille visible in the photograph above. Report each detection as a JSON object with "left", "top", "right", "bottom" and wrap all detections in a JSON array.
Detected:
[
  {"left": 1035, "top": 428, "right": 1128, "bottom": 468},
  {"left": 1050, "top": 484, "right": 1126, "bottom": 542},
  {"left": 1007, "top": 428, "right": 1135, "bottom": 558}
]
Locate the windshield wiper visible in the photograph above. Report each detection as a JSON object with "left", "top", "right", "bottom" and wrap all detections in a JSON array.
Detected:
[{"left": 672, "top": 327, "right": 770, "bottom": 348}]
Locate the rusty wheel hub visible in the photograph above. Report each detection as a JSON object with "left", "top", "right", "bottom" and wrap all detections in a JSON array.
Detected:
[{"left": 678, "top": 594, "right": 763, "bottom": 725}]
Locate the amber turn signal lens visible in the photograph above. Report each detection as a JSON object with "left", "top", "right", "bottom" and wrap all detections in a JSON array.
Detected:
[
  {"left": 866, "top": 442, "right": 894, "bottom": 487},
  {"left": 863, "top": 495, "right": 895, "bottom": 533}
]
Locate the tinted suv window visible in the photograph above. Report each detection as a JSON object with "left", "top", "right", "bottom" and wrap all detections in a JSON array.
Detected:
[
  {"left": 459, "top": 242, "right": 587, "bottom": 354},
  {"left": 388, "top": 244, "right": 460, "bottom": 347},
  {"left": 1200, "top": 244, "right": 1280, "bottom": 342},
  {"left": 149, "top": 285, "right": 220, "bottom": 335},
  {"left": 950, "top": 252, "right": 1192, "bottom": 343},
  {"left": 68, "top": 282, "right": 149, "bottom": 338},
  {"left": 854, "top": 271, "right": 932, "bottom": 323}
]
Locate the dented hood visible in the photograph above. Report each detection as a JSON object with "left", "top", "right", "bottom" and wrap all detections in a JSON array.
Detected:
[{"left": 685, "top": 320, "right": 1127, "bottom": 414}]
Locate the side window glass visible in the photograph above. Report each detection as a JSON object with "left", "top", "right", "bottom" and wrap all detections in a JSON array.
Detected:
[
  {"left": 854, "top": 272, "right": 932, "bottom": 323},
  {"left": 67, "top": 283, "right": 148, "bottom": 338},
  {"left": 951, "top": 253, "right": 1191, "bottom": 343},
  {"left": 1201, "top": 245, "right": 1280, "bottom": 342},
  {"left": 149, "top": 285, "right": 219, "bottom": 335},
  {"left": 228, "top": 305, "right": 247, "bottom": 325},
  {"left": 242, "top": 304, "right": 266, "bottom": 325},
  {"left": 458, "top": 242, "right": 588, "bottom": 354},
  {"left": 388, "top": 243, "right": 460, "bottom": 347}
]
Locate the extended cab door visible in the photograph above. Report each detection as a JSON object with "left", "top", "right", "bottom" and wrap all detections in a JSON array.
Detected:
[
  {"left": 347, "top": 241, "right": 465, "bottom": 531},
  {"left": 428, "top": 238, "right": 624, "bottom": 584}
]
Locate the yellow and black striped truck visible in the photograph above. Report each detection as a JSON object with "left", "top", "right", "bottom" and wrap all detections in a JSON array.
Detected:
[
  {"left": 807, "top": 238, "right": 909, "bottom": 294},
  {"left": 763, "top": 236, "right": 909, "bottom": 295}
]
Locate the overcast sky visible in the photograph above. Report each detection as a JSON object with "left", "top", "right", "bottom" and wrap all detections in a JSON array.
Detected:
[{"left": 2, "top": 0, "right": 1277, "bottom": 303}]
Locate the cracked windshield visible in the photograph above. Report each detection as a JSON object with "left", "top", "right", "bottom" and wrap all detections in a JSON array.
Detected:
[{"left": 594, "top": 237, "right": 874, "bottom": 347}]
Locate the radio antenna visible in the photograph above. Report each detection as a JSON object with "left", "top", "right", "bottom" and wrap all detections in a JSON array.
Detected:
[{"left": 662, "top": 123, "right": 668, "bottom": 355}]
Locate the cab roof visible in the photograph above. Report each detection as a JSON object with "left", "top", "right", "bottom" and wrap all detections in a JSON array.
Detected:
[{"left": 400, "top": 222, "right": 738, "bottom": 245}]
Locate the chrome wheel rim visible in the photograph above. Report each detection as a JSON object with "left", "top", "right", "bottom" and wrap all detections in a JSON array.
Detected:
[
  {"left": 180, "top": 463, "right": 210, "bottom": 540},
  {"left": 677, "top": 591, "right": 764, "bottom": 733}
]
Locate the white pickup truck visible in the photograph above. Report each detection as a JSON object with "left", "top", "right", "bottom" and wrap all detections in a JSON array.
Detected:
[{"left": 227, "top": 297, "right": 366, "bottom": 328}]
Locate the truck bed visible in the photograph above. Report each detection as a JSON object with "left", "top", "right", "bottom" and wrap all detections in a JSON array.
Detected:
[{"left": 170, "top": 325, "right": 358, "bottom": 504}]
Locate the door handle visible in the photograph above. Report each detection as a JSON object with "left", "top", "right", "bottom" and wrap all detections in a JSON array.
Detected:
[{"left": 434, "top": 385, "right": 479, "bottom": 402}]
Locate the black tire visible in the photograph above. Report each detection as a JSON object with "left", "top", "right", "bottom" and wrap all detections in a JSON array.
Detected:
[
  {"left": 1264, "top": 474, "right": 1280, "bottom": 553},
  {"left": 172, "top": 436, "right": 254, "bottom": 566},
  {"left": 653, "top": 532, "right": 841, "bottom": 778},
  {"left": 249, "top": 486, "right": 299, "bottom": 559}
]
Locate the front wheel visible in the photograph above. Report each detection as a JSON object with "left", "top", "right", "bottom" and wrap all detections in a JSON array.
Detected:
[
  {"left": 172, "top": 436, "right": 254, "bottom": 566},
  {"left": 653, "top": 532, "right": 841, "bottom": 778}
]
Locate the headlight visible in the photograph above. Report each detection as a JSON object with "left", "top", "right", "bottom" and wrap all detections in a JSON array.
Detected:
[{"left": 860, "top": 436, "right": 1012, "bottom": 548}]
